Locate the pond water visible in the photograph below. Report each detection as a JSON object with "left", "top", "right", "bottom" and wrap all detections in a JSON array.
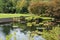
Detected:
[
  {"left": 0, "top": 27, "right": 45, "bottom": 40},
  {"left": 0, "top": 27, "right": 6, "bottom": 40}
]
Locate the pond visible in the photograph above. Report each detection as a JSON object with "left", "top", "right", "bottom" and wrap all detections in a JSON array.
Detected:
[
  {"left": 0, "top": 26, "right": 45, "bottom": 40},
  {"left": 0, "top": 27, "right": 6, "bottom": 40}
]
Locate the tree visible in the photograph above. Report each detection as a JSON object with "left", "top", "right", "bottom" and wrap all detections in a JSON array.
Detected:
[
  {"left": 16, "top": 0, "right": 29, "bottom": 13},
  {"left": 52, "top": 0, "right": 60, "bottom": 18},
  {"left": 0, "top": 0, "right": 4, "bottom": 13},
  {"left": 28, "top": 0, "right": 60, "bottom": 18},
  {"left": 28, "top": 1, "right": 48, "bottom": 15},
  {"left": 2, "top": 0, "right": 14, "bottom": 13},
  {"left": 0, "top": 0, "right": 31, "bottom": 13}
]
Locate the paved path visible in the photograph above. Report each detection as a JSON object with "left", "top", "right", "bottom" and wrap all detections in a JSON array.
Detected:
[{"left": 0, "top": 18, "right": 13, "bottom": 24}]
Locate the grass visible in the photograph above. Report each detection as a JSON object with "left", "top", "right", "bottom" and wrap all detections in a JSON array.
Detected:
[
  {"left": 0, "top": 14, "right": 34, "bottom": 18},
  {"left": 0, "top": 13, "right": 53, "bottom": 20}
]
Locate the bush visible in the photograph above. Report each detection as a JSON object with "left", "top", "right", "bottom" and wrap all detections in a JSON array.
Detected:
[
  {"left": 28, "top": 1, "right": 47, "bottom": 15},
  {"left": 28, "top": 0, "right": 60, "bottom": 18},
  {"left": 42, "top": 27, "right": 60, "bottom": 40}
]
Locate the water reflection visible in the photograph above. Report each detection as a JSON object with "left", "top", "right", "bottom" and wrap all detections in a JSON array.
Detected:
[
  {"left": 10, "top": 28, "right": 29, "bottom": 40},
  {"left": 0, "top": 27, "right": 6, "bottom": 40},
  {"left": 10, "top": 28, "right": 45, "bottom": 40},
  {"left": 0, "top": 26, "right": 45, "bottom": 40}
]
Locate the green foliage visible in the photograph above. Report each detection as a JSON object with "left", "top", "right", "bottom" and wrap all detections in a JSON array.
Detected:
[
  {"left": 2, "top": 0, "right": 14, "bottom": 13},
  {"left": 42, "top": 27, "right": 60, "bottom": 40},
  {"left": 0, "top": 0, "right": 30, "bottom": 13},
  {"left": 0, "top": 0, "right": 4, "bottom": 12},
  {"left": 16, "top": 0, "right": 29, "bottom": 13},
  {"left": 0, "top": 0, "right": 53, "bottom": 13}
]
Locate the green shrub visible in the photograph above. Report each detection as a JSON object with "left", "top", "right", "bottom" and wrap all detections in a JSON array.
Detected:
[{"left": 42, "top": 27, "right": 60, "bottom": 40}]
